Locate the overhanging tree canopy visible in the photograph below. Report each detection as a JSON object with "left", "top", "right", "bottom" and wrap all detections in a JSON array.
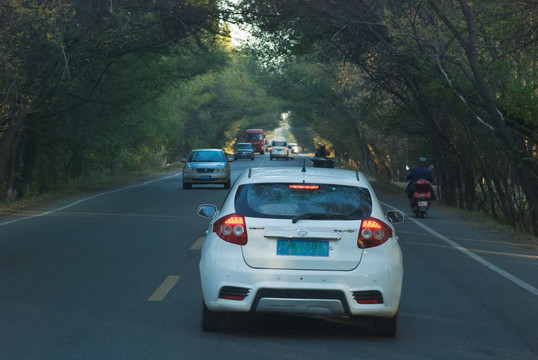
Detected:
[{"left": 231, "top": 0, "right": 538, "bottom": 234}]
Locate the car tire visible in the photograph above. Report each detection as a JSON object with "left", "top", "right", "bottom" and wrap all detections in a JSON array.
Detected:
[
  {"left": 270, "top": 156, "right": 273, "bottom": 161},
  {"left": 202, "top": 301, "right": 223, "bottom": 331},
  {"left": 251, "top": 157, "right": 255, "bottom": 160},
  {"left": 224, "top": 179, "right": 231, "bottom": 189},
  {"left": 372, "top": 311, "right": 398, "bottom": 337},
  {"left": 183, "top": 182, "right": 191, "bottom": 189}
]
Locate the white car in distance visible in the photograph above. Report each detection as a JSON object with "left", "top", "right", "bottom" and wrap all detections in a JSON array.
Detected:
[
  {"left": 289, "top": 142, "right": 300, "bottom": 154},
  {"left": 197, "top": 166, "right": 405, "bottom": 336},
  {"left": 269, "top": 140, "right": 289, "bottom": 160}
]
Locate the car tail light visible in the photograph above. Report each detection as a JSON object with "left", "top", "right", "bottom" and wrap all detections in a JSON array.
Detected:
[
  {"left": 219, "top": 286, "right": 250, "bottom": 300},
  {"left": 353, "top": 290, "right": 384, "bottom": 304},
  {"left": 289, "top": 184, "right": 319, "bottom": 190},
  {"left": 357, "top": 218, "right": 392, "bottom": 249},
  {"left": 213, "top": 213, "right": 247, "bottom": 245}
]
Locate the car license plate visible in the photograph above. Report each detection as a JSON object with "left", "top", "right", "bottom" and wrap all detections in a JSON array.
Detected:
[
  {"left": 418, "top": 201, "right": 428, "bottom": 207},
  {"left": 199, "top": 175, "right": 212, "bottom": 180},
  {"left": 277, "top": 239, "right": 329, "bottom": 257}
]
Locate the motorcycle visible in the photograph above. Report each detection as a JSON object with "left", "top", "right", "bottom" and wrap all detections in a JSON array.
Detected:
[
  {"left": 312, "top": 145, "right": 335, "bottom": 168},
  {"left": 311, "top": 156, "right": 335, "bottom": 168},
  {"left": 411, "top": 179, "right": 432, "bottom": 218}
]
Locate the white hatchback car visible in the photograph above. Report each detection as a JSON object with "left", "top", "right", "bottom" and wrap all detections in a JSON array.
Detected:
[{"left": 197, "top": 166, "right": 405, "bottom": 336}]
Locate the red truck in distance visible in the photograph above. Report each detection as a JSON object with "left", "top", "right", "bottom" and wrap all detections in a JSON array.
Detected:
[{"left": 244, "top": 129, "right": 266, "bottom": 154}]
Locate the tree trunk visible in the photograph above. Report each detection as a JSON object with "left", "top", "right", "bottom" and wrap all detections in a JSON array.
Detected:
[
  {"left": 457, "top": 0, "right": 538, "bottom": 234},
  {"left": 429, "top": 0, "right": 538, "bottom": 234},
  {"left": 4, "top": 128, "right": 23, "bottom": 202},
  {"left": 20, "top": 126, "right": 39, "bottom": 198}
]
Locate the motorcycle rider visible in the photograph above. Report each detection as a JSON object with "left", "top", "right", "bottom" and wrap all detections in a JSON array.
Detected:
[
  {"left": 405, "top": 157, "right": 435, "bottom": 203},
  {"left": 315, "top": 142, "right": 329, "bottom": 158}
]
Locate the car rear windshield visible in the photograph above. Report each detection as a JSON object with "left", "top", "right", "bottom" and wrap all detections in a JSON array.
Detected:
[
  {"left": 272, "top": 141, "right": 287, "bottom": 147},
  {"left": 188, "top": 151, "right": 225, "bottom": 162},
  {"left": 237, "top": 144, "right": 252, "bottom": 150},
  {"left": 234, "top": 183, "right": 373, "bottom": 220}
]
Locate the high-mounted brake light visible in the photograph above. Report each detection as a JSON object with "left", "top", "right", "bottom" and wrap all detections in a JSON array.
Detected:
[
  {"left": 288, "top": 184, "right": 320, "bottom": 190},
  {"left": 213, "top": 214, "right": 247, "bottom": 245},
  {"left": 357, "top": 218, "right": 392, "bottom": 249}
]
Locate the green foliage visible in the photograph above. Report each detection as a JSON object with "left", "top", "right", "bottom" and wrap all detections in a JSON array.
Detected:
[
  {"left": 0, "top": 0, "right": 224, "bottom": 197},
  {"left": 232, "top": 0, "right": 538, "bottom": 234},
  {"left": 161, "top": 53, "right": 283, "bottom": 158},
  {"left": 2, "top": 0, "right": 537, "bottom": 234}
]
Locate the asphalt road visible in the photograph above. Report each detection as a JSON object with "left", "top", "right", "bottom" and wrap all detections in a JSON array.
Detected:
[{"left": 0, "top": 154, "right": 536, "bottom": 360}]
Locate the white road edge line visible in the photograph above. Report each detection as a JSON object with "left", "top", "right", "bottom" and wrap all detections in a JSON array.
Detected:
[
  {"left": 0, "top": 173, "right": 181, "bottom": 227},
  {"left": 381, "top": 201, "right": 538, "bottom": 296}
]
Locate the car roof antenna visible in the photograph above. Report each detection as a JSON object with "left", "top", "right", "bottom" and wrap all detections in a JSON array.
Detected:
[{"left": 301, "top": 159, "right": 307, "bottom": 172}]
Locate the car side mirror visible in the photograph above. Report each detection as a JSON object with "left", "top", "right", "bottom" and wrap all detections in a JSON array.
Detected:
[
  {"left": 386, "top": 210, "right": 405, "bottom": 224},
  {"left": 227, "top": 155, "right": 235, "bottom": 162},
  {"left": 180, "top": 158, "right": 186, "bottom": 163},
  {"left": 197, "top": 204, "right": 218, "bottom": 219}
]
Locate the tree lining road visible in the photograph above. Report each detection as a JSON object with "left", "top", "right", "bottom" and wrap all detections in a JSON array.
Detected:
[{"left": 0, "top": 155, "right": 536, "bottom": 359}]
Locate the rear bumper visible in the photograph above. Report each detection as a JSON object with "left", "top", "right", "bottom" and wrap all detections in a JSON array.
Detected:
[
  {"left": 200, "top": 238, "right": 403, "bottom": 318},
  {"left": 235, "top": 153, "right": 254, "bottom": 159},
  {"left": 183, "top": 172, "right": 229, "bottom": 184},
  {"left": 270, "top": 150, "right": 289, "bottom": 158}
]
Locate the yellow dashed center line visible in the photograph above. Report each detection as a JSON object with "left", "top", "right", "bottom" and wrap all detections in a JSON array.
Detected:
[
  {"left": 148, "top": 237, "right": 204, "bottom": 301},
  {"left": 148, "top": 275, "right": 180, "bottom": 301},
  {"left": 190, "top": 237, "right": 205, "bottom": 250}
]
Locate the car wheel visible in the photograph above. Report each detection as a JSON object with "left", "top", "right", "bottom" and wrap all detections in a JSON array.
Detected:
[
  {"left": 202, "top": 301, "right": 223, "bottom": 331},
  {"left": 372, "top": 311, "right": 398, "bottom": 337},
  {"left": 270, "top": 156, "right": 273, "bottom": 161},
  {"left": 183, "top": 182, "right": 191, "bottom": 189},
  {"left": 251, "top": 156, "right": 255, "bottom": 160},
  {"left": 224, "top": 179, "right": 231, "bottom": 189}
]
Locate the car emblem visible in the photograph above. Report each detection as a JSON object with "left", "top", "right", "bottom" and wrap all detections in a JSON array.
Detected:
[{"left": 297, "top": 228, "right": 308, "bottom": 237}]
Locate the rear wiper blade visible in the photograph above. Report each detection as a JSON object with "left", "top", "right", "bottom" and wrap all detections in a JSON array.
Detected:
[{"left": 292, "top": 212, "right": 348, "bottom": 224}]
